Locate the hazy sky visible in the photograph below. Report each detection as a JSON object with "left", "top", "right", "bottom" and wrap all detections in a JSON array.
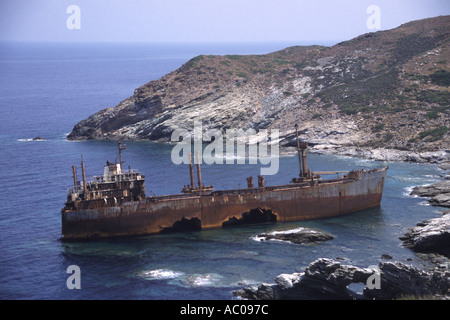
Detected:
[{"left": 1, "top": 0, "right": 449, "bottom": 44}]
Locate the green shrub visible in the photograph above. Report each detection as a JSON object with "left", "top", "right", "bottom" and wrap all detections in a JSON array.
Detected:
[
  {"left": 416, "top": 90, "right": 450, "bottom": 106},
  {"left": 225, "top": 55, "right": 243, "bottom": 60},
  {"left": 236, "top": 72, "right": 247, "bottom": 78},
  {"left": 384, "top": 133, "right": 394, "bottom": 142},
  {"left": 273, "top": 58, "right": 290, "bottom": 66},
  {"left": 418, "top": 126, "right": 448, "bottom": 142},
  {"left": 185, "top": 55, "right": 204, "bottom": 69},
  {"left": 426, "top": 110, "right": 439, "bottom": 119},
  {"left": 372, "top": 123, "right": 385, "bottom": 132},
  {"left": 429, "top": 69, "right": 450, "bottom": 86}
]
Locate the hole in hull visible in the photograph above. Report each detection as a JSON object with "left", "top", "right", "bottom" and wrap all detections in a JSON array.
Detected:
[
  {"left": 160, "top": 217, "right": 202, "bottom": 234},
  {"left": 222, "top": 207, "right": 277, "bottom": 228}
]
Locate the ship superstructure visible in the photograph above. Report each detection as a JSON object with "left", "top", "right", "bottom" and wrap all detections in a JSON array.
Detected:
[{"left": 64, "top": 143, "right": 145, "bottom": 211}]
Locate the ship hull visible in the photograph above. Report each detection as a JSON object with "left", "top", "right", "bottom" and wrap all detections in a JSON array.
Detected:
[{"left": 61, "top": 167, "right": 387, "bottom": 240}]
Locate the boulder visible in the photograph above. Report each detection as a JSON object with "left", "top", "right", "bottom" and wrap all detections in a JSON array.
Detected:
[
  {"left": 410, "top": 180, "right": 450, "bottom": 208},
  {"left": 255, "top": 227, "right": 334, "bottom": 245},
  {"left": 400, "top": 214, "right": 450, "bottom": 258}
]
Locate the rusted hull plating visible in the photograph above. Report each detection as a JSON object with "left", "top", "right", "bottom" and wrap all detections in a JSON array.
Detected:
[{"left": 61, "top": 167, "right": 387, "bottom": 240}]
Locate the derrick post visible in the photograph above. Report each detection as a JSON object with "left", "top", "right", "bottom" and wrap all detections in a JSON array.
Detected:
[
  {"left": 81, "top": 155, "right": 87, "bottom": 193},
  {"left": 295, "top": 124, "right": 303, "bottom": 178},
  {"left": 189, "top": 153, "right": 195, "bottom": 189},
  {"left": 118, "top": 142, "right": 127, "bottom": 172},
  {"left": 72, "top": 165, "right": 78, "bottom": 190},
  {"left": 300, "top": 141, "right": 308, "bottom": 179},
  {"left": 196, "top": 151, "right": 202, "bottom": 189},
  {"left": 258, "top": 175, "right": 265, "bottom": 188},
  {"left": 247, "top": 176, "right": 254, "bottom": 189}
]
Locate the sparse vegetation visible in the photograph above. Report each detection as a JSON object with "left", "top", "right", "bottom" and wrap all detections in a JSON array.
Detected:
[
  {"left": 236, "top": 71, "right": 247, "bottom": 78},
  {"left": 416, "top": 90, "right": 450, "bottom": 106},
  {"left": 225, "top": 55, "right": 243, "bottom": 60},
  {"left": 372, "top": 123, "right": 385, "bottom": 133},
  {"left": 429, "top": 69, "right": 450, "bottom": 86},
  {"left": 273, "top": 58, "right": 290, "bottom": 66},
  {"left": 418, "top": 126, "right": 448, "bottom": 142},
  {"left": 384, "top": 132, "right": 394, "bottom": 142},
  {"left": 185, "top": 55, "right": 205, "bottom": 69}
]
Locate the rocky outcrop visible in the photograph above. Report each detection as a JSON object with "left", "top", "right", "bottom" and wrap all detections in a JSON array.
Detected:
[
  {"left": 68, "top": 16, "right": 450, "bottom": 161},
  {"left": 410, "top": 180, "right": 450, "bottom": 207},
  {"left": 255, "top": 227, "right": 334, "bottom": 244},
  {"left": 400, "top": 214, "right": 450, "bottom": 257},
  {"left": 234, "top": 258, "right": 450, "bottom": 300},
  {"left": 308, "top": 146, "right": 448, "bottom": 164}
]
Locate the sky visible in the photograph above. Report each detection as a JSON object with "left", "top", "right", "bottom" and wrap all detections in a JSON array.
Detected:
[{"left": 1, "top": 0, "right": 449, "bottom": 44}]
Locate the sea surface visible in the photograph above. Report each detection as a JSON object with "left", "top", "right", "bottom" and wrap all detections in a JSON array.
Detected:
[{"left": 0, "top": 42, "right": 446, "bottom": 300}]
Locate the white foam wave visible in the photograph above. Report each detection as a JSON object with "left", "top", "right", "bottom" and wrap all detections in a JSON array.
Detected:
[
  {"left": 391, "top": 175, "right": 438, "bottom": 184},
  {"left": 403, "top": 186, "right": 418, "bottom": 198},
  {"left": 184, "top": 273, "right": 223, "bottom": 287},
  {"left": 138, "top": 268, "right": 183, "bottom": 280},
  {"left": 269, "top": 227, "right": 309, "bottom": 235},
  {"left": 17, "top": 138, "right": 47, "bottom": 142},
  {"left": 252, "top": 227, "right": 311, "bottom": 243}
]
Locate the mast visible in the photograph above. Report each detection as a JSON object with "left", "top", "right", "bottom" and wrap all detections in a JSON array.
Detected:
[
  {"left": 196, "top": 151, "right": 202, "bottom": 189},
  {"left": 301, "top": 141, "right": 308, "bottom": 179},
  {"left": 189, "top": 153, "right": 195, "bottom": 189},
  {"left": 81, "top": 155, "right": 87, "bottom": 193},
  {"left": 72, "top": 165, "right": 78, "bottom": 190},
  {"left": 295, "top": 124, "right": 303, "bottom": 178},
  {"left": 118, "top": 142, "right": 127, "bottom": 172}
]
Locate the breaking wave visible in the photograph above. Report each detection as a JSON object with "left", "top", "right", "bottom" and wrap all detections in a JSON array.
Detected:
[
  {"left": 252, "top": 227, "right": 311, "bottom": 243},
  {"left": 137, "top": 268, "right": 184, "bottom": 280},
  {"left": 183, "top": 273, "right": 223, "bottom": 287},
  {"left": 403, "top": 186, "right": 418, "bottom": 198},
  {"left": 17, "top": 138, "right": 47, "bottom": 142}
]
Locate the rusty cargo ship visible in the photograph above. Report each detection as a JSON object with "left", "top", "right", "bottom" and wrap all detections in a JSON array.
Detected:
[{"left": 61, "top": 138, "right": 388, "bottom": 241}]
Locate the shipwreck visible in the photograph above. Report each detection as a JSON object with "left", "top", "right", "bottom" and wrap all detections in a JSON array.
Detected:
[{"left": 61, "top": 127, "right": 388, "bottom": 240}]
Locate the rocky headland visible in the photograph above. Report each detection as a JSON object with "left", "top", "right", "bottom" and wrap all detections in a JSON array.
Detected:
[{"left": 67, "top": 16, "right": 449, "bottom": 164}]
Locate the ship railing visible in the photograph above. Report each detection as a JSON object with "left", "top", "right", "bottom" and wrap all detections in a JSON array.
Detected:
[
  {"left": 144, "top": 175, "right": 360, "bottom": 203},
  {"left": 89, "top": 170, "right": 143, "bottom": 183}
]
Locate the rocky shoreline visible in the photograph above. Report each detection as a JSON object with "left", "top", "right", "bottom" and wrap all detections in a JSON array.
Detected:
[
  {"left": 410, "top": 180, "right": 450, "bottom": 208},
  {"left": 234, "top": 176, "right": 450, "bottom": 300},
  {"left": 281, "top": 144, "right": 449, "bottom": 165},
  {"left": 235, "top": 219, "right": 450, "bottom": 300},
  {"left": 400, "top": 214, "right": 450, "bottom": 258},
  {"left": 234, "top": 258, "right": 449, "bottom": 300}
]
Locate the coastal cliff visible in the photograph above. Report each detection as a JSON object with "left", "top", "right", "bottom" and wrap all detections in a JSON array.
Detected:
[{"left": 68, "top": 16, "right": 449, "bottom": 162}]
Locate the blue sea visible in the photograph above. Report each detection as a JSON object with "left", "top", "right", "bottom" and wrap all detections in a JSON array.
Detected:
[{"left": 0, "top": 42, "right": 446, "bottom": 300}]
